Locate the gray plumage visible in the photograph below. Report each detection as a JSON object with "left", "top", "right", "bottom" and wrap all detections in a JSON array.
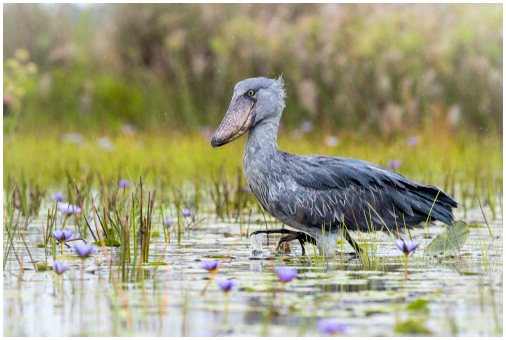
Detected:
[{"left": 212, "top": 77, "right": 458, "bottom": 254}]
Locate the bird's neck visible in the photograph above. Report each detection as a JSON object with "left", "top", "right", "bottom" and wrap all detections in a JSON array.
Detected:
[{"left": 245, "top": 119, "right": 280, "bottom": 157}]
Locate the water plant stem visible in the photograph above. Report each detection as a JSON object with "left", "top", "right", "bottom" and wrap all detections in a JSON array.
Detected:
[
  {"left": 200, "top": 271, "right": 217, "bottom": 296},
  {"left": 224, "top": 293, "right": 229, "bottom": 324},
  {"left": 404, "top": 254, "right": 409, "bottom": 280}
]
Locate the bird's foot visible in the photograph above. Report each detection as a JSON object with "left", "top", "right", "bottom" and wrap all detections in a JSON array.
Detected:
[
  {"left": 250, "top": 229, "right": 316, "bottom": 256},
  {"left": 249, "top": 229, "right": 292, "bottom": 257},
  {"left": 275, "top": 232, "right": 317, "bottom": 256}
]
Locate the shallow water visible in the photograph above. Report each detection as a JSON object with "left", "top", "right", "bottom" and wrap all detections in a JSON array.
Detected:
[{"left": 3, "top": 198, "right": 503, "bottom": 336}]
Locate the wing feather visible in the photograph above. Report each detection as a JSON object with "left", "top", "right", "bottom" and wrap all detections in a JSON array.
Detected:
[{"left": 277, "top": 153, "right": 456, "bottom": 231}]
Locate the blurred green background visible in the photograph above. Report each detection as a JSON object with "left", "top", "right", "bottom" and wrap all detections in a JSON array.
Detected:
[
  {"left": 4, "top": 3, "right": 502, "bottom": 135},
  {"left": 3, "top": 4, "right": 503, "bottom": 189}
]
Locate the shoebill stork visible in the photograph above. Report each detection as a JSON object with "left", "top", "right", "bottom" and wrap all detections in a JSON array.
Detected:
[{"left": 211, "top": 76, "right": 457, "bottom": 255}]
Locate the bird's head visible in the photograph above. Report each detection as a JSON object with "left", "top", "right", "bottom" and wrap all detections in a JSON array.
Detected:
[{"left": 211, "top": 76, "right": 285, "bottom": 147}]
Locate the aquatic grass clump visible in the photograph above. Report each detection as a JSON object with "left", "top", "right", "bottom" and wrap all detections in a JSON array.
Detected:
[
  {"left": 317, "top": 319, "right": 348, "bottom": 336},
  {"left": 8, "top": 180, "right": 45, "bottom": 217}
]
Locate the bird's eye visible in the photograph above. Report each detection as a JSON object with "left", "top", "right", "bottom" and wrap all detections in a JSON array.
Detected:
[{"left": 246, "top": 90, "right": 256, "bottom": 97}]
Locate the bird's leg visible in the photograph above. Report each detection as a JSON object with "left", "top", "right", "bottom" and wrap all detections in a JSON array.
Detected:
[
  {"left": 275, "top": 232, "right": 317, "bottom": 256},
  {"left": 342, "top": 229, "right": 363, "bottom": 254},
  {"left": 250, "top": 229, "right": 294, "bottom": 246}
]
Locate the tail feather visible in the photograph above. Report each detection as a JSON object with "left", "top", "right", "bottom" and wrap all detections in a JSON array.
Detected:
[{"left": 406, "top": 184, "right": 457, "bottom": 226}]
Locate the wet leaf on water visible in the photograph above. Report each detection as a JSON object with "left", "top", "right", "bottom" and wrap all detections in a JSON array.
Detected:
[
  {"left": 240, "top": 284, "right": 272, "bottom": 293},
  {"left": 460, "top": 271, "right": 481, "bottom": 276},
  {"left": 288, "top": 303, "right": 301, "bottom": 312},
  {"left": 407, "top": 298, "right": 429, "bottom": 312},
  {"left": 424, "top": 221, "right": 469, "bottom": 256},
  {"left": 394, "top": 319, "right": 432, "bottom": 335},
  {"left": 93, "top": 238, "right": 121, "bottom": 247},
  {"left": 147, "top": 261, "right": 168, "bottom": 266},
  {"left": 204, "top": 255, "right": 235, "bottom": 259},
  {"left": 365, "top": 309, "right": 387, "bottom": 316},
  {"left": 36, "top": 264, "right": 49, "bottom": 271}
]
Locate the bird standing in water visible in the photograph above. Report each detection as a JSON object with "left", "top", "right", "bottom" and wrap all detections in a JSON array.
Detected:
[{"left": 211, "top": 77, "right": 457, "bottom": 255}]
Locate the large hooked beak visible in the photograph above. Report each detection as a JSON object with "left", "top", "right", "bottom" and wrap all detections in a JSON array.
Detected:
[{"left": 211, "top": 95, "right": 255, "bottom": 147}]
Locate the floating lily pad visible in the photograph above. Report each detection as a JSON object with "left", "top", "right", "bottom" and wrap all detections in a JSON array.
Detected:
[
  {"left": 365, "top": 309, "right": 388, "bottom": 316},
  {"left": 36, "top": 264, "right": 49, "bottom": 271},
  {"left": 407, "top": 298, "right": 429, "bottom": 312},
  {"left": 460, "top": 271, "right": 482, "bottom": 276},
  {"left": 147, "top": 261, "right": 168, "bottom": 266},
  {"left": 204, "top": 254, "right": 235, "bottom": 259},
  {"left": 424, "top": 221, "right": 469, "bottom": 255},
  {"left": 394, "top": 319, "right": 432, "bottom": 335}
]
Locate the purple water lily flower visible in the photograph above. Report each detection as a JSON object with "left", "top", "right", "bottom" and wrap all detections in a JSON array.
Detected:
[
  {"left": 73, "top": 244, "right": 97, "bottom": 259},
  {"left": 387, "top": 160, "right": 402, "bottom": 169},
  {"left": 52, "top": 229, "right": 74, "bottom": 242},
  {"left": 121, "top": 124, "right": 137, "bottom": 135},
  {"left": 217, "top": 279, "right": 237, "bottom": 293},
  {"left": 300, "top": 120, "right": 314, "bottom": 133},
  {"left": 97, "top": 137, "right": 114, "bottom": 151},
  {"left": 324, "top": 135, "right": 339, "bottom": 147},
  {"left": 118, "top": 179, "right": 129, "bottom": 188},
  {"left": 317, "top": 319, "right": 348, "bottom": 335},
  {"left": 61, "top": 132, "right": 83, "bottom": 144},
  {"left": 275, "top": 266, "right": 298, "bottom": 283},
  {"left": 407, "top": 135, "right": 419, "bottom": 146},
  {"left": 182, "top": 209, "right": 195, "bottom": 218},
  {"left": 58, "top": 202, "right": 82, "bottom": 215},
  {"left": 395, "top": 238, "right": 419, "bottom": 255},
  {"left": 200, "top": 126, "right": 213, "bottom": 140},
  {"left": 163, "top": 218, "right": 175, "bottom": 228},
  {"left": 52, "top": 261, "right": 71, "bottom": 275},
  {"left": 53, "top": 192, "right": 65, "bottom": 201},
  {"left": 201, "top": 260, "right": 221, "bottom": 272}
]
